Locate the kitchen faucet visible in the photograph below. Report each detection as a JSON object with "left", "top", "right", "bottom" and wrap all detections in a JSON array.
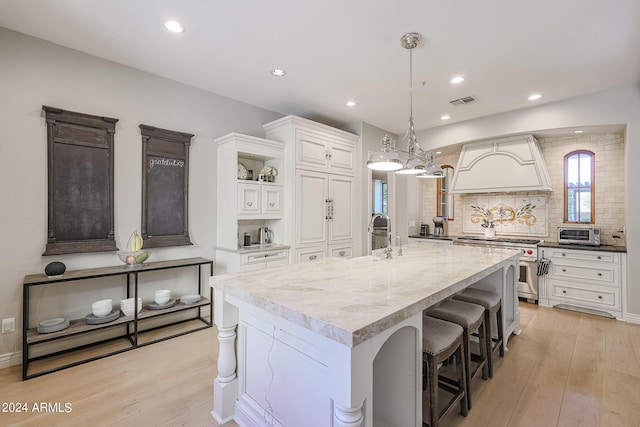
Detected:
[{"left": 368, "top": 213, "right": 392, "bottom": 259}]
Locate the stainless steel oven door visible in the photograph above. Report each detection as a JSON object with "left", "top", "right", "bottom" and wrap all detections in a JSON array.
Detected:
[{"left": 517, "top": 260, "right": 538, "bottom": 302}]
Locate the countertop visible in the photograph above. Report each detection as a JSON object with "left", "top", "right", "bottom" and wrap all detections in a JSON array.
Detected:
[
  {"left": 538, "top": 241, "right": 626, "bottom": 253},
  {"left": 218, "top": 243, "right": 291, "bottom": 254},
  {"left": 408, "top": 234, "right": 458, "bottom": 241},
  {"left": 211, "top": 244, "right": 520, "bottom": 347}
]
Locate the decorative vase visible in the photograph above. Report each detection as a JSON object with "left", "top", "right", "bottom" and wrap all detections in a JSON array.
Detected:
[
  {"left": 484, "top": 227, "right": 496, "bottom": 239},
  {"left": 45, "top": 261, "right": 66, "bottom": 278}
]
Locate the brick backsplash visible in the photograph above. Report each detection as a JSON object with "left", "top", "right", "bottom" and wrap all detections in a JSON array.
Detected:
[{"left": 420, "top": 134, "right": 626, "bottom": 246}]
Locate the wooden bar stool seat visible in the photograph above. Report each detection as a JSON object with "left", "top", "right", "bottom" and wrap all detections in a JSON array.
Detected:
[
  {"left": 425, "top": 299, "right": 488, "bottom": 411},
  {"left": 452, "top": 287, "right": 504, "bottom": 378},
  {"left": 422, "top": 316, "right": 468, "bottom": 427}
]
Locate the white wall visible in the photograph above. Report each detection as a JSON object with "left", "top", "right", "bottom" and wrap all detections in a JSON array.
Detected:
[
  {"left": 416, "top": 84, "right": 640, "bottom": 320},
  {"left": 0, "top": 28, "right": 282, "bottom": 358}
]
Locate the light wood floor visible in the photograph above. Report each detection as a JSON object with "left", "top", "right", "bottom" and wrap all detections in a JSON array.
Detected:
[{"left": 1, "top": 303, "right": 639, "bottom": 427}]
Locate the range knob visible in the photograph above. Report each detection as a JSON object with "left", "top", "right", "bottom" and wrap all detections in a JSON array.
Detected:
[{"left": 527, "top": 249, "right": 533, "bottom": 255}]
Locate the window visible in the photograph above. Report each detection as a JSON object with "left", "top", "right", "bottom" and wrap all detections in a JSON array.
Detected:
[
  {"left": 564, "top": 150, "right": 594, "bottom": 223},
  {"left": 373, "top": 178, "right": 388, "bottom": 214},
  {"left": 436, "top": 165, "right": 454, "bottom": 220}
]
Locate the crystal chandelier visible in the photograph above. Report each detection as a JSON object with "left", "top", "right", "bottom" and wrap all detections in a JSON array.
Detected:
[{"left": 366, "top": 33, "right": 443, "bottom": 178}]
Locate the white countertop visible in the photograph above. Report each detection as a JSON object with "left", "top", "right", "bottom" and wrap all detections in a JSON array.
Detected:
[{"left": 211, "top": 244, "right": 520, "bottom": 347}]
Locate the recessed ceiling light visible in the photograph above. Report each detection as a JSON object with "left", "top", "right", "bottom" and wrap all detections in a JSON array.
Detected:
[
  {"left": 271, "top": 68, "right": 287, "bottom": 77},
  {"left": 574, "top": 130, "right": 584, "bottom": 134},
  {"left": 528, "top": 93, "right": 542, "bottom": 101},
  {"left": 440, "top": 115, "right": 451, "bottom": 121},
  {"left": 164, "top": 20, "right": 184, "bottom": 33},
  {"left": 346, "top": 100, "right": 357, "bottom": 108},
  {"left": 450, "top": 76, "right": 464, "bottom": 84}
]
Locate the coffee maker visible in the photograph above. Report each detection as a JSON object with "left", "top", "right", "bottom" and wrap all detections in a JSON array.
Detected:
[{"left": 432, "top": 216, "right": 448, "bottom": 236}]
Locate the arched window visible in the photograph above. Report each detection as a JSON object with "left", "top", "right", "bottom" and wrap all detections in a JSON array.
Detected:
[
  {"left": 564, "top": 150, "right": 594, "bottom": 223},
  {"left": 436, "top": 165, "right": 454, "bottom": 220}
]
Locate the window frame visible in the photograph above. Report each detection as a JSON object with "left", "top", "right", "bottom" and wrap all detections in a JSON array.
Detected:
[
  {"left": 563, "top": 150, "right": 595, "bottom": 224},
  {"left": 436, "top": 164, "right": 454, "bottom": 220}
]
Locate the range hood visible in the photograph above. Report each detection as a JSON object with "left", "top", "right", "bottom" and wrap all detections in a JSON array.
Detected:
[{"left": 450, "top": 134, "right": 552, "bottom": 194}]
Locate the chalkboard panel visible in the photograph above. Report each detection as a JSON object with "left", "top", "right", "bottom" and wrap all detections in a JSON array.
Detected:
[
  {"left": 43, "top": 106, "right": 118, "bottom": 255},
  {"left": 140, "top": 125, "right": 193, "bottom": 248}
]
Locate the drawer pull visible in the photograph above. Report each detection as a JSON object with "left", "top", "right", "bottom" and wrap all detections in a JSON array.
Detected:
[
  {"left": 597, "top": 256, "right": 602, "bottom": 260},
  {"left": 338, "top": 250, "right": 346, "bottom": 256},
  {"left": 598, "top": 295, "right": 603, "bottom": 299},
  {"left": 246, "top": 202, "right": 253, "bottom": 207},
  {"left": 597, "top": 273, "right": 602, "bottom": 277},
  {"left": 562, "top": 253, "right": 566, "bottom": 256},
  {"left": 269, "top": 202, "right": 275, "bottom": 207},
  {"left": 562, "top": 268, "right": 567, "bottom": 272},
  {"left": 562, "top": 290, "right": 567, "bottom": 294},
  {"left": 309, "top": 255, "right": 317, "bottom": 261}
]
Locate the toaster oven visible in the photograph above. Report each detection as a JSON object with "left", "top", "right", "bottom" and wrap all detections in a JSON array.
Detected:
[{"left": 557, "top": 225, "right": 601, "bottom": 245}]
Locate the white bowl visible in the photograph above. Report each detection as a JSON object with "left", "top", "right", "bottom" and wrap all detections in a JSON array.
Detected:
[
  {"left": 92, "top": 299, "right": 113, "bottom": 317},
  {"left": 154, "top": 290, "right": 171, "bottom": 305}
]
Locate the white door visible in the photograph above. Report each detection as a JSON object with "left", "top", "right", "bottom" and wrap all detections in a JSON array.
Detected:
[
  {"left": 261, "top": 184, "right": 282, "bottom": 215},
  {"left": 328, "top": 174, "right": 354, "bottom": 244},
  {"left": 238, "top": 183, "right": 260, "bottom": 215},
  {"left": 328, "top": 142, "right": 354, "bottom": 175},
  {"left": 296, "top": 170, "right": 328, "bottom": 246},
  {"left": 295, "top": 131, "right": 329, "bottom": 170}
]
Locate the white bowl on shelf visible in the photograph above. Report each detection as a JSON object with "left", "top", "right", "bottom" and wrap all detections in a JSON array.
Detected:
[
  {"left": 154, "top": 290, "right": 171, "bottom": 305},
  {"left": 92, "top": 299, "right": 113, "bottom": 317}
]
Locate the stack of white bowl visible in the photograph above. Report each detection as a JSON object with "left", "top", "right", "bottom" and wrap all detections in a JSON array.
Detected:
[
  {"left": 180, "top": 294, "right": 201, "bottom": 304},
  {"left": 154, "top": 289, "right": 171, "bottom": 305},
  {"left": 120, "top": 297, "right": 142, "bottom": 316},
  {"left": 92, "top": 299, "right": 113, "bottom": 317}
]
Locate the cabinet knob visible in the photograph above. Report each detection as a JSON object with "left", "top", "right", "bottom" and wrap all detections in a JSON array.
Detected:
[
  {"left": 562, "top": 290, "right": 567, "bottom": 294},
  {"left": 598, "top": 295, "right": 603, "bottom": 299},
  {"left": 269, "top": 202, "right": 275, "bottom": 207},
  {"left": 562, "top": 268, "right": 567, "bottom": 272},
  {"left": 309, "top": 255, "right": 317, "bottom": 261},
  {"left": 597, "top": 256, "right": 602, "bottom": 260},
  {"left": 247, "top": 202, "right": 252, "bottom": 207},
  {"left": 597, "top": 272, "right": 602, "bottom": 277},
  {"left": 561, "top": 253, "right": 566, "bottom": 256},
  {"left": 338, "top": 251, "right": 346, "bottom": 256}
]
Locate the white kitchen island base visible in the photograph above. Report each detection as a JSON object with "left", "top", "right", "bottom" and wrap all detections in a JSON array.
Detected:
[{"left": 211, "top": 245, "right": 520, "bottom": 426}]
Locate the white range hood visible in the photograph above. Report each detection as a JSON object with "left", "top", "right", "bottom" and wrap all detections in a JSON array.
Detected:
[{"left": 450, "top": 134, "right": 552, "bottom": 194}]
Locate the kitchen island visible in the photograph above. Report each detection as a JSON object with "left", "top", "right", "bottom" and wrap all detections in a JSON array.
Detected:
[{"left": 210, "top": 244, "right": 520, "bottom": 426}]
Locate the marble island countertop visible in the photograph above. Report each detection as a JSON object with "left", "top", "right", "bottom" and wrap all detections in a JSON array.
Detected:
[{"left": 211, "top": 244, "right": 520, "bottom": 347}]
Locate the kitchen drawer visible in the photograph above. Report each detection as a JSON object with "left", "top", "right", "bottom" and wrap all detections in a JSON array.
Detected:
[
  {"left": 329, "top": 245, "right": 352, "bottom": 259},
  {"left": 545, "top": 248, "right": 619, "bottom": 264},
  {"left": 549, "top": 263, "right": 616, "bottom": 286},
  {"left": 241, "top": 250, "right": 288, "bottom": 265},
  {"left": 295, "top": 247, "right": 326, "bottom": 263},
  {"left": 550, "top": 282, "right": 619, "bottom": 309}
]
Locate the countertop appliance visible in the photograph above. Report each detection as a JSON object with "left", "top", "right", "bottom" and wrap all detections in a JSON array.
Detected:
[
  {"left": 420, "top": 223, "right": 429, "bottom": 236},
  {"left": 453, "top": 236, "right": 541, "bottom": 302},
  {"left": 258, "top": 227, "right": 273, "bottom": 245},
  {"left": 558, "top": 225, "right": 600, "bottom": 246},
  {"left": 433, "top": 216, "right": 448, "bottom": 236}
]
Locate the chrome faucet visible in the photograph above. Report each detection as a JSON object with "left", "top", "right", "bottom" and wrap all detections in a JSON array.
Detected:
[{"left": 368, "top": 213, "right": 393, "bottom": 259}]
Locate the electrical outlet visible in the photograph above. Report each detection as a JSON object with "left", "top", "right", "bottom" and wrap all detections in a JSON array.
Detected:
[{"left": 1, "top": 317, "right": 15, "bottom": 334}]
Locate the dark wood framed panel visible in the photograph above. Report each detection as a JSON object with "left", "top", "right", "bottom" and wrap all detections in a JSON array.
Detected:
[
  {"left": 43, "top": 106, "right": 118, "bottom": 255},
  {"left": 140, "top": 125, "right": 193, "bottom": 248}
]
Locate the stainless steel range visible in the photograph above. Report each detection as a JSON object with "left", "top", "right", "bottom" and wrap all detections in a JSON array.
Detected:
[{"left": 453, "top": 236, "right": 540, "bottom": 302}]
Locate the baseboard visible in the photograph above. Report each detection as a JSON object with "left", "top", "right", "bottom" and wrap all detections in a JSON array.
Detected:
[
  {"left": 0, "top": 350, "right": 22, "bottom": 369},
  {"left": 624, "top": 312, "right": 640, "bottom": 324}
]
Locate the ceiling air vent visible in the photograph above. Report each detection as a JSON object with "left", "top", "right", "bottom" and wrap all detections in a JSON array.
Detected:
[{"left": 449, "top": 95, "right": 478, "bottom": 106}]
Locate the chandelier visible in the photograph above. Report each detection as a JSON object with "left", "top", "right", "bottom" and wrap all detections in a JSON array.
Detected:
[{"left": 366, "top": 32, "right": 443, "bottom": 178}]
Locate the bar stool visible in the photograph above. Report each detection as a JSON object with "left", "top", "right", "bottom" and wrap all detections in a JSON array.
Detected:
[
  {"left": 425, "top": 299, "right": 488, "bottom": 411},
  {"left": 422, "top": 316, "right": 468, "bottom": 427},
  {"left": 452, "top": 288, "right": 504, "bottom": 378}
]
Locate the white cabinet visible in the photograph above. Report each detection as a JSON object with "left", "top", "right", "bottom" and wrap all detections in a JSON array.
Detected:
[
  {"left": 538, "top": 247, "right": 626, "bottom": 319},
  {"left": 237, "top": 182, "right": 282, "bottom": 217},
  {"left": 295, "top": 129, "right": 355, "bottom": 175},
  {"left": 264, "top": 115, "right": 359, "bottom": 262},
  {"left": 215, "top": 133, "right": 288, "bottom": 273},
  {"left": 239, "top": 248, "right": 289, "bottom": 271}
]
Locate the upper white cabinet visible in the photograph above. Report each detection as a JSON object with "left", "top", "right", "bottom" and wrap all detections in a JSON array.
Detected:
[
  {"left": 450, "top": 134, "right": 552, "bottom": 193},
  {"left": 215, "top": 133, "right": 286, "bottom": 262},
  {"left": 264, "top": 115, "right": 359, "bottom": 262},
  {"left": 295, "top": 129, "right": 355, "bottom": 175}
]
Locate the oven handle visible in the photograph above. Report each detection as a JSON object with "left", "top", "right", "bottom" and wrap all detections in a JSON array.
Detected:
[{"left": 537, "top": 258, "right": 550, "bottom": 276}]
